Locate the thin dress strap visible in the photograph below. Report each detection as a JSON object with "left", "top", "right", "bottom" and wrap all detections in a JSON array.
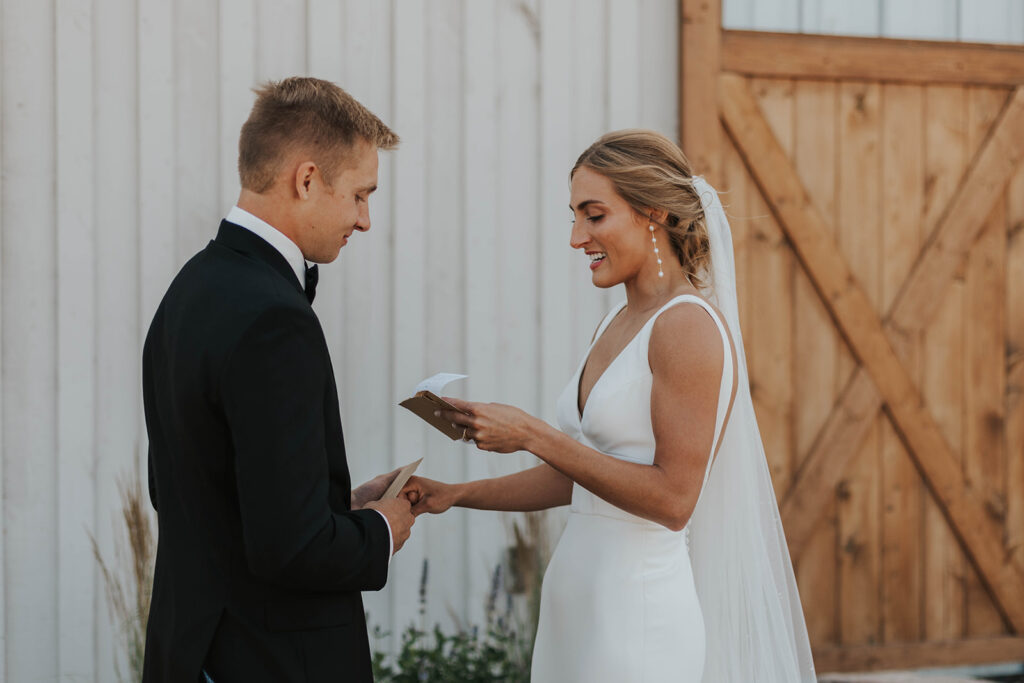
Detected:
[{"left": 645, "top": 294, "right": 734, "bottom": 491}]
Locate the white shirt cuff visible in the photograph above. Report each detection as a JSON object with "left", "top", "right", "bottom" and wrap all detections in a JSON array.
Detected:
[{"left": 373, "top": 510, "right": 393, "bottom": 566}]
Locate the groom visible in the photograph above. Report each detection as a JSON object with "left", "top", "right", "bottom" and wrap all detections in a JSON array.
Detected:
[{"left": 142, "top": 77, "right": 414, "bottom": 683}]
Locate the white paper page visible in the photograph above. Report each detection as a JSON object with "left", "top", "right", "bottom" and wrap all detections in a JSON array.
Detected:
[{"left": 414, "top": 372, "right": 467, "bottom": 395}]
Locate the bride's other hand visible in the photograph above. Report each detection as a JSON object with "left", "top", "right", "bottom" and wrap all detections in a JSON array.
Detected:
[
  {"left": 436, "top": 397, "right": 545, "bottom": 453},
  {"left": 402, "top": 476, "right": 458, "bottom": 515}
]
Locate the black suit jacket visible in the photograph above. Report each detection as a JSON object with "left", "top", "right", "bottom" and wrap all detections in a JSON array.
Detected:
[{"left": 142, "top": 221, "right": 390, "bottom": 683}]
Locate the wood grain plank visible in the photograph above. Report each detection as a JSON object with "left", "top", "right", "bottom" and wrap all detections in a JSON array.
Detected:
[
  {"left": 778, "top": 85, "right": 1024, "bottom": 576},
  {"left": 680, "top": 0, "right": 722, "bottom": 182},
  {"left": 720, "top": 73, "right": 1024, "bottom": 631},
  {"left": 1006, "top": 115, "right": 1024, "bottom": 580},
  {"left": 920, "top": 83, "right": 969, "bottom": 643},
  {"left": 55, "top": 0, "right": 96, "bottom": 678},
  {"left": 791, "top": 78, "right": 840, "bottom": 649},
  {"left": 748, "top": 77, "right": 796, "bottom": 497},
  {"left": 722, "top": 31, "right": 1024, "bottom": 86},
  {"left": 879, "top": 83, "right": 924, "bottom": 644},
  {"left": 962, "top": 86, "right": 1010, "bottom": 637},
  {"left": 815, "top": 635, "right": 1024, "bottom": 673},
  {"left": 785, "top": 372, "right": 882, "bottom": 564},
  {"left": 835, "top": 79, "right": 882, "bottom": 647},
  {"left": 720, "top": 126, "right": 752, "bottom": 356},
  {"left": 792, "top": 79, "right": 843, "bottom": 465}
]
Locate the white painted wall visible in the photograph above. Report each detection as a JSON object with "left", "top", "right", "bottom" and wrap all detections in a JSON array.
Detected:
[
  {"left": 0, "top": 0, "right": 1019, "bottom": 679},
  {"left": 725, "top": 0, "right": 1024, "bottom": 42}
]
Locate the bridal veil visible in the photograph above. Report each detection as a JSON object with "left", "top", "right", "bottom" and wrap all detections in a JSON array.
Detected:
[{"left": 688, "top": 176, "right": 816, "bottom": 682}]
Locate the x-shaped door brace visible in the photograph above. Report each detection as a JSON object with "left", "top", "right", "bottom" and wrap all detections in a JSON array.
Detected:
[{"left": 718, "top": 73, "right": 1024, "bottom": 631}]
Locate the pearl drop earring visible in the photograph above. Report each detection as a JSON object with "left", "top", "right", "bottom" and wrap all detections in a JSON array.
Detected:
[{"left": 649, "top": 224, "right": 664, "bottom": 278}]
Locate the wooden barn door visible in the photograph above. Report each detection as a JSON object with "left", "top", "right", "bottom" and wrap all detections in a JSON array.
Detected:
[{"left": 679, "top": 0, "right": 1024, "bottom": 672}]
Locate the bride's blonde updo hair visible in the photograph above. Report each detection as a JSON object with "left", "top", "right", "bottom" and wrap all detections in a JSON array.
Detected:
[{"left": 571, "top": 129, "right": 710, "bottom": 287}]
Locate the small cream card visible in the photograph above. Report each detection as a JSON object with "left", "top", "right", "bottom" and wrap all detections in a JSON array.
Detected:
[
  {"left": 378, "top": 458, "right": 424, "bottom": 500},
  {"left": 399, "top": 373, "right": 470, "bottom": 440}
]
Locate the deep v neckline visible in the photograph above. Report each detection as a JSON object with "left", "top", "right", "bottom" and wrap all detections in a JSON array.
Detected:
[{"left": 575, "top": 301, "right": 645, "bottom": 421}]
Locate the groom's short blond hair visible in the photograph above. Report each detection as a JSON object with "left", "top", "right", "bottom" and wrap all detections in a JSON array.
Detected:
[{"left": 238, "top": 77, "right": 399, "bottom": 193}]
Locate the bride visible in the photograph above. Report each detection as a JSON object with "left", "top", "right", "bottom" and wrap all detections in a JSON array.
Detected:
[{"left": 402, "top": 129, "right": 815, "bottom": 682}]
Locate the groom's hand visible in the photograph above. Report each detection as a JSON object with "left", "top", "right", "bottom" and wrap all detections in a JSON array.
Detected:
[
  {"left": 351, "top": 468, "right": 402, "bottom": 509},
  {"left": 363, "top": 497, "right": 415, "bottom": 554}
]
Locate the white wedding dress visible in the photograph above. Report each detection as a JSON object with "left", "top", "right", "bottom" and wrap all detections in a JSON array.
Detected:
[
  {"left": 530, "top": 176, "right": 815, "bottom": 682},
  {"left": 530, "top": 294, "right": 733, "bottom": 683}
]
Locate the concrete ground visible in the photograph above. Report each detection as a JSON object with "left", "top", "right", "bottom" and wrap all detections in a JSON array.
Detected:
[{"left": 819, "top": 675, "right": 981, "bottom": 683}]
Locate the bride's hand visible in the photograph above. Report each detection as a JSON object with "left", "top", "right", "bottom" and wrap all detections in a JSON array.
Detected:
[
  {"left": 402, "top": 476, "right": 458, "bottom": 515},
  {"left": 436, "top": 397, "right": 540, "bottom": 454}
]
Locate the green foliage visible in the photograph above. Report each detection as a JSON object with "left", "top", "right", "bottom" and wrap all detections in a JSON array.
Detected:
[
  {"left": 370, "top": 621, "right": 530, "bottom": 683},
  {"left": 370, "top": 560, "right": 533, "bottom": 683}
]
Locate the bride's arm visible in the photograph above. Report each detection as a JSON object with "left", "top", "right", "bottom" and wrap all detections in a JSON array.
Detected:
[
  {"left": 403, "top": 464, "right": 572, "bottom": 516},
  {"left": 441, "top": 305, "right": 723, "bottom": 531}
]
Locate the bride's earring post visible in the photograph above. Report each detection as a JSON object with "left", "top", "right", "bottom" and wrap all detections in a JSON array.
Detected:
[{"left": 649, "top": 224, "right": 664, "bottom": 278}]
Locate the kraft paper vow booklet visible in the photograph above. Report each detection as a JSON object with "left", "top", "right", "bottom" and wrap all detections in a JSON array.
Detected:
[
  {"left": 378, "top": 458, "right": 424, "bottom": 500},
  {"left": 399, "top": 373, "right": 470, "bottom": 440}
]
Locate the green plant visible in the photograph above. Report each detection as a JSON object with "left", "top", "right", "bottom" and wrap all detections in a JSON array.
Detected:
[
  {"left": 371, "top": 559, "right": 532, "bottom": 682},
  {"left": 91, "top": 466, "right": 156, "bottom": 683}
]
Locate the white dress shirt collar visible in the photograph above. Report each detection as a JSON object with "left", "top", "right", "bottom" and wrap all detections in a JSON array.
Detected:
[{"left": 226, "top": 206, "right": 308, "bottom": 290}]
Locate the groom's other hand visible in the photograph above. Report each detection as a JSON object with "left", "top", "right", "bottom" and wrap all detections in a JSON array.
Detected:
[
  {"left": 351, "top": 468, "right": 401, "bottom": 509},
  {"left": 363, "top": 498, "right": 415, "bottom": 553}
]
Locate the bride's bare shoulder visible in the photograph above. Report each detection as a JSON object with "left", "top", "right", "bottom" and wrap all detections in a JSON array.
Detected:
[{"left": 648, "top": 301, "right": 723, "bottom": 375}]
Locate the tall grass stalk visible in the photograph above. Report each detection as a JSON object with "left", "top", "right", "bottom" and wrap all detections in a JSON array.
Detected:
[{"left": 91, "top": 466, "right": 156, "bottom": 683}]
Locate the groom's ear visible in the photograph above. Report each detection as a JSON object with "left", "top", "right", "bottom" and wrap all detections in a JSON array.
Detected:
[{"left": 293, "top": 161, "right": 318, "bottom": 200}]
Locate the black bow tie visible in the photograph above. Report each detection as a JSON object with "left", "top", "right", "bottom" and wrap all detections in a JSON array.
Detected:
[{"left": 304, "top": 264, "right": 318, "bottom": 304}]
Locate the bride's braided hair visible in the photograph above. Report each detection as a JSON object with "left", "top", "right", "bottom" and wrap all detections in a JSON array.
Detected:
[{"left": 571, "top": 129, "right": 711, "bottom": 288}]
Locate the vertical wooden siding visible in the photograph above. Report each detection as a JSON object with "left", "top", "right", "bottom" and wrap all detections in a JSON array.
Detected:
[
  {"left": 725, "top": 74, "right": 1022, "bottom": 655},
  {"left": 2, "top": 0, "right": 1022, "bottom": 679},
  {"left": 0, "top": 0, "right": 677, "bottom": 678}
]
